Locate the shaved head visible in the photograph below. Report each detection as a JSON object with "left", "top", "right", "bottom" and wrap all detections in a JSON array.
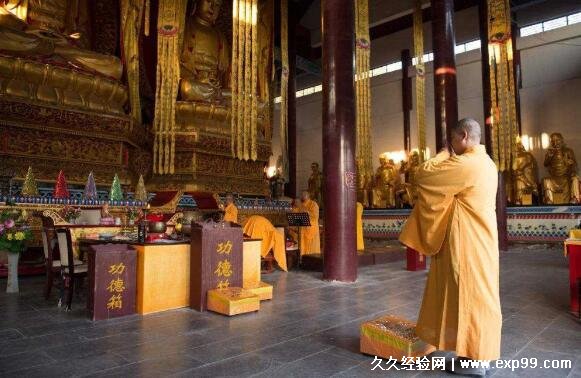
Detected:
[{"left": 452, "top": 118, "right": 481, "bottom": 144}]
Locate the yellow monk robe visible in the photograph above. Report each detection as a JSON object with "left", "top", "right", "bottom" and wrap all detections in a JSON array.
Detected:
[
  {"left": 399, "top": 145, "right": 502, "bottom": 360},
  {"left": 357, "top": 202, "right": 365, "bottom": 251},
  {"left": 243, "top": 215, "right": 287, "bottom": 271},
  {"left": 296, "top": 199, "right": 321, "bottom": 255},
  {"left": 224, "top": 203, "right": 238, "bottom": 223}
]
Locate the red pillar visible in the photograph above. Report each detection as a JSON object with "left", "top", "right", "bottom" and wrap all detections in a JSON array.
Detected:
[
  {"left": 321, "top": 0, "right": 357, "bottom": 282},
  {"left": 479, "top": 0, "right": 508, "bottom": 251},
  {"left": 431, "top": 0, "right": 458, "bottom": 151},
  {"left": 401, "top": 49, "right": 412, "bottom": 152}
]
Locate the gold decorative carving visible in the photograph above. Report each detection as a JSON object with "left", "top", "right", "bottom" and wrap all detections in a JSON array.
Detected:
[
  {"left": 3, "top": 128, "right": 122, "bottom": 166},
  {"left": 0, "top": 57, "right": 128, "bottom": 114},
  {"left": 41, "top": 209, "right": 69, "bottom": 226}
]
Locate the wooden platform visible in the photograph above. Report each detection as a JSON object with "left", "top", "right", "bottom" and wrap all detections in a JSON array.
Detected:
[{"left": 300, "top": 245, "right": 406, "bottom": 271}]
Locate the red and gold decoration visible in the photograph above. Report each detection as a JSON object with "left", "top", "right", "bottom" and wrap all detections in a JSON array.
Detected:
[
  {"left": 355, "top": 0, "right": 374, "bottom": 179},
  {"left": 53, "top": 171, "right": 70, "bottom": 199},
  {"left": 153, "top": 0, "right": 188, "bottom": 174},
  {"left": 487, "top": 0, "right": 519, "bottom": 171},
  {"left": 413, "top": 0, "right": 427, "bottom": 161},
  {"left": 231, "top": 0, "right": 260, "bottom": 161}
]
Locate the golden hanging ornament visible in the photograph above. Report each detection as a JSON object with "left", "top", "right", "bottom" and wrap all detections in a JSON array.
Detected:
[
  {"left": 152, "top": 0, "right": 187, "bottom": 175},
  {"left": 487, "top": 0, "right": 518, "bottom": 172},
  {"left": 413, "top": 0, "right": 427, "bottom": 162},
  {"left": 121, "top": 0, "right": 147, "bottom": 125},
  {"left": 355, "top": 0, "right": 373, "bottom": 179},
  {"left": 279, "top": 0, "right": 289, "bottom": 179},
  {"left": 231, "top": 0, "right": 259, "bottom": 161}
]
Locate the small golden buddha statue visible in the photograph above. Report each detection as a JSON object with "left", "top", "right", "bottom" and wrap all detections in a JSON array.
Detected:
[
  {"left": 398, "top": 151, "right": 421, "bottom": 207},
  {"left": 511, "top": 143, "right": 539, "bottom": 205},
  {"left": 0, "top": 0, "right": 122, "bottom": 80},
  {"left": 307, "top": 162, "right": 323, "bottom": 207},
  {"left": 180, "top": 0, "right": 230, "bottom": 104},
  {"left": 371, "top": 156, "right": 398, "bottom": 208},
  {"left": 542, "top": 133, "right": 580, "bottom": 204}
]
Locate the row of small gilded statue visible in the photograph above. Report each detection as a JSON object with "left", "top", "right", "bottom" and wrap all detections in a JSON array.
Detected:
[{"left": 306, "top": 133, "right": 580, "bottom": 208}]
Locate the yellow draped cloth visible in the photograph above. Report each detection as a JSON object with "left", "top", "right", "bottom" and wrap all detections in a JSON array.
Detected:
[
  {"left": 357, "top": 202, "right": 364, "bottom": 251},
  {"left": 295, "top": 199, "right": 321, "bottom": 255},
  {"left": 399, "top": 145, "right": 502, "bottom": 360},
  {"left": 223, "top": 203, "right": 238, "bottom": 224},
  {"left": 243, "top": 215, "right": 287, "bottom": 272}
]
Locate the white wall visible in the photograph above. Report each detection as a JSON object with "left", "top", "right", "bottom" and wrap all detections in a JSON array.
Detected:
[{"left": 273, "top": 8, "right": 581, "bottom": 194}]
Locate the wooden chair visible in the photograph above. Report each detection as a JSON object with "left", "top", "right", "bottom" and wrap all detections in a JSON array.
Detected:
[
  {"left": 56, "top": 228, "right": 88, "bottom": 310},
  {"left": 41, "top": 229, "right": 61, "bottom": 300},
  {"left": 40, "top": 215, "right": 60, "bottom": 300}
]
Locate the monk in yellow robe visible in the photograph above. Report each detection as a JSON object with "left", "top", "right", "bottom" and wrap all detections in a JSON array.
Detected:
[
  {"left": 399, "top": 118, "right": 501, "bottom": 373},
  {"left": 296, "top": 191, "right": 321, "bottom": 255},
  {"left": 243, "top": 215, "right": 287, "bottom": 271},
  {"left": 223, "top": 194, "right": 238, "bottom": 224},
  {"left": 357, "top": 202, "right": 365, "bottom": 251}
]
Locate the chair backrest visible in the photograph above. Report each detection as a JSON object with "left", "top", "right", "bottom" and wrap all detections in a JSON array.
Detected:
[
  {"left": 41, "top": 230, "right": 50, "bottom": 260},
  {"left": 56, "top": 228, "right": 74, "bottom": 273},
  {"left": 40, "top": 215, "right": 57, "bottom": 263}
]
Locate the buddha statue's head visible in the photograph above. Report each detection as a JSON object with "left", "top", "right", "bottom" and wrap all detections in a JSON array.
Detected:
[
  {"left": 195, "top": 0, "right": 222, "bottom": 25},
  {"left": 549, "top": 133, "right": 564, "bottom": 149},
  {"left": 379, "top": 156, "right": 387, "bottom": 167},
  {"left": 516, "top": 142, "right": 526, "bottom": 154},
  {"left": 311, "top": 162, "right": 319, "bottom": 173}
]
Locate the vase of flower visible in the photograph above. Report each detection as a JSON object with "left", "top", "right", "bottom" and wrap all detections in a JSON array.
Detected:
[
  {"left": 0, "top": 208, "right": 32, "bottom": 294},
  {"left": 6, "top": 251, "right": 19, "bottom": 293},
  {"left": 126, "top": 206, "right": 143, "bottom": 227},
  {"left": 60, "top": 205, "right": 81, "bottom": 224}
]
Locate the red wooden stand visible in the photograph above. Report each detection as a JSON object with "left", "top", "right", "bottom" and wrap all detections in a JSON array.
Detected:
[
  {"left": 565, "top": 243, "right": 581, "bottom": 316},
  {"left": 406, "top": 247, "right": 426, "bottom": 271}
]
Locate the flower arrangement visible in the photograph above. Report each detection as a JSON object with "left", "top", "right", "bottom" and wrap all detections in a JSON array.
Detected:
[
  {"left": 126, "top": 206, "right": 143, "bottom": 221},
  {"left": 0, "top": 209, "right": 32, "bottom": 253},
  {"left": 60, "top": 205, "right": 81, "bottom": 223}
]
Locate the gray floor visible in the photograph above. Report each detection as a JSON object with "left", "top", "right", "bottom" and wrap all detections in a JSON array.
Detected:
[{"left": 0, "top": 244, "right": 579, "bottom": 377}]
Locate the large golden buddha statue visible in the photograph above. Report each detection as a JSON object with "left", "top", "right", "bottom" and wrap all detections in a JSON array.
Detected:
[
  {"left": 511, "top": 142, "right": 539, "bottom": 205},
  {"left": 180, "top": 0, "right": 230, "bottom": 104},
  {"left": 176, "top": 0, "right": 271, "bottom": 136},
  {"left": 0, "top": 0, "right": 126, "bottom": 113},
  {"left": 371, "top": 156, "right": 398, "bottom": 208},
  {"left": 542, "top": 133, "right": 580, "bottom": 204}
]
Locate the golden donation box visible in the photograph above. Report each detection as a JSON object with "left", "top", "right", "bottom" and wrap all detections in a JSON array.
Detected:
[{"left": 360, "top": 315, "right": 435, "bottom": 361}]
